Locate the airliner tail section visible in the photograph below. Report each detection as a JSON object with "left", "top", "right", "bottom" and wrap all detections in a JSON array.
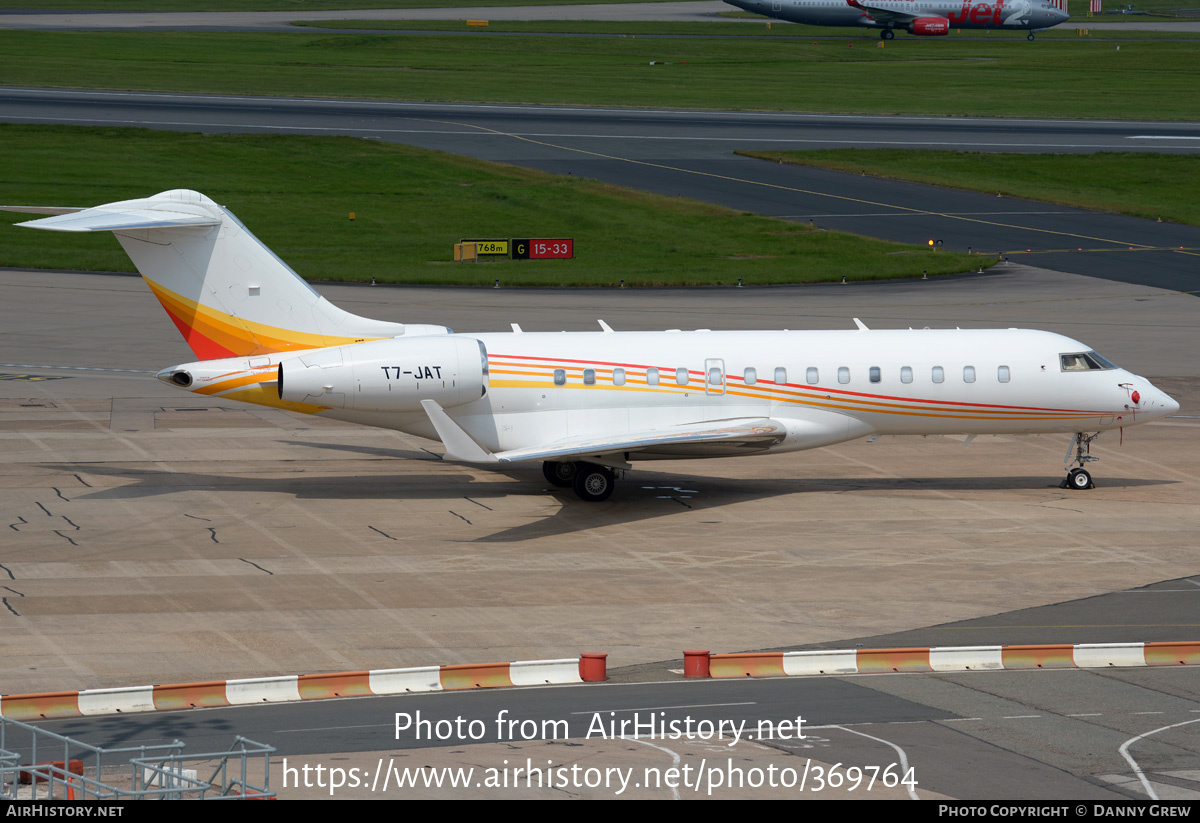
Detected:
[{"left": 12, "top": 189, "right": 448, "bottom": 360}]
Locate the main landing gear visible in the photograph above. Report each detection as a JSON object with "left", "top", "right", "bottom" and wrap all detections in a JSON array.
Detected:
[
  {"left": 1060, "top": 432, "right": 1100, "bottom": 490},
  {"left": 543, "top": 460, "right": 616, "bottom": 502},
  {"left": 1027, "top": 32, "right": 1036, "bottom": 40},
  {"left": 880, "top": 28, "right": 895, "bottom": 40}
]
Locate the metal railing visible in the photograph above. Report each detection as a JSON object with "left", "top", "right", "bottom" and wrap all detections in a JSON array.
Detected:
[{"left": 0, "top": 715, "right": 275, "bottom": 800}]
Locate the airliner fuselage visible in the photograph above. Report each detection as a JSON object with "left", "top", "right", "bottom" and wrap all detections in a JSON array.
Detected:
[{"left": 726, "top": 0, "right": 1070, "bottom": 38}]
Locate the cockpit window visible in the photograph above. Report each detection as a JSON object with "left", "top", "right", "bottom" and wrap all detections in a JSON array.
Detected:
[
  {"left": 1089, "top": 351, "right": 1119, "bottom": 370},
  {"left": 1060, "top": 352, "right": 1117, "bottom": 372}
]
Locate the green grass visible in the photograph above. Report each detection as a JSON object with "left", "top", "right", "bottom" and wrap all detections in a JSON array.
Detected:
[
  {"left": 304, "top": 17, "right": 1198, "bottom": 37},
  {"left": 292, "top": 19, "right": 811, "bottom": 35},
  {"left": 0, "top": 125, "right": 979, "bottom": 287},
  {"left": 1, "top": 29, "right": 1197, "bottom": 119},
  {"left": 739, "top": 150, "right": 1200, "bottom": 226},
  {"left": 297, "top": 16, "right": 1200, "bottom": 38}
]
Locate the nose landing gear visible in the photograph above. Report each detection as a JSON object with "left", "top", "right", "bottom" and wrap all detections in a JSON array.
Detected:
[{"left": 1060, "top": 432, "right": 1100, "bottom": 490}]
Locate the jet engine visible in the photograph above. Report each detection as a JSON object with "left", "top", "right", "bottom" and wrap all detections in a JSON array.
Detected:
[
  {"left": 911, "top": 17, "right": 950, "bottom": 34},
  {"left": 278, "top": 336, "right": 488, "bottom": 412}
]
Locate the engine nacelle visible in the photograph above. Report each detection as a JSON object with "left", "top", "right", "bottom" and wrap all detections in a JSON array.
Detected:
[
  {"left": 278, "top": 336, "right": 488, "bottom": 412},
  {"left": 911, "top": 17, "right": 950, "bottom": 34}
]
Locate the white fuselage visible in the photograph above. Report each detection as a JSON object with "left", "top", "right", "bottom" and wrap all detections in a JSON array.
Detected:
[
  {"left": 175, "top": 327, "right": 1176, "bottom": 462},
  {"left": 725, "top": 0, "right": 1067, "bottom": 31}
]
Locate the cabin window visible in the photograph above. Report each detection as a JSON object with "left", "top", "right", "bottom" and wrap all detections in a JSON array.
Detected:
[
  {"left": 613, "top": 368, "right": 625, "bottom": 386},
  {"left": 932, "top": 366, "right": 944, "bottom": 384},
  {"left": 708, "top": 367, "right": 722, "bottom": 385},
  {"left": 806, "top": 367, "right": 819, "bottom": 384},
  {"left": 583, "top": 368, "right": 596, "bottom": 386},
  {"left": 901, "top": 366, "right": 913, "bottom": 384},
  {"left": 676, "top": 367, "right": 689, "bottom": 386},
  {"left": 963, "top": 366, "right": 976, "bottom": 383},
  {"left": 997, "top": 365, "right": 1010, "bottom": 383},
  {"left": 774, "top": 367, "right": 787, "bottom": 384},
  {"left": 646, "top": 368, "right": 659, "bottom": 386},
  {"left": 553, "top": 369, "right": 566, "bottom": 386},
  {"left": 744, "top": 367, "right": 757, "bottom": 385},
  {"left": 869, "top": 366, "right": 881, "bottom": 384},
  {"left": 838, "top": 367, "right": 850, "bottom": 384}
]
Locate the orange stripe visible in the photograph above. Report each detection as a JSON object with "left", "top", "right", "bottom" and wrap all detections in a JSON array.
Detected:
[
  {"left": 192, "top": 372, "right": 277, "bottom": 396},
  {"left": 1143, "top": 642, "right": 1200, "bottom": 666},
  {"left": 857, "top": 648, "right": 932, "bottom": 673},
  {"left": 491, "top": 355, "right": 1106, "bottom": 415},
  {"left": 152, "top": 680, "right": 231, "bottom": 711},
  {"left": 144, "top": 279, "right": 383, "bottom": 357},
  {"left": 710, "top": 653, "right": 785, "bottom": 678},
  {"left": 488, "top": 379, "right": 1107, "bottom": 422},
  {"left": 440, "top": 662, "right": 513, "bottom": 690},
  {"left": 1001, "top": 645, "right": 1075, "bottom": 670},
  {"left": 0, "top": 690, "right": 81, "bottom": 720},
  {"left": 298, "top": 671, "right": 374, "bottom": 699}
]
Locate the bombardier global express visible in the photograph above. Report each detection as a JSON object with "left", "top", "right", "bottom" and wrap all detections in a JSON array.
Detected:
[
  {"left": 726, "top": 0, "right": 1070, "bottom": 39},
  {"left": 4, "top": 190, "right": 1176, "bottom": 501}
]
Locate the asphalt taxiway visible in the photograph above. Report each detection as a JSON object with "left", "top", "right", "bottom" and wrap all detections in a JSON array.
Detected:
[
  {"left": 2, "top": 262, "right": 1197, "bottom": 798},
  {"left": 4, "top": 87, "right": 1200, "bottom": 292},
  {"left": 2, "top": 263, "right": 1196, "bottom": 690}
]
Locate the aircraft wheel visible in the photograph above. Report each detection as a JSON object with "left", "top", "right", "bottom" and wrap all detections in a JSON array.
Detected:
[
  {"left": 573, "top": 463, "right": 615, "bottom": 502},
  {"left": 881, "top": 28, "right": 895, "bottom": 39},
  {"left": 1027, "top": 32, "right": 1035, "bottom": 40},
  {"left": 542, "top": 460, "right": 578, "bottom": 488},
  {"left": 1066, "top": 468, "right": 1094, "bottom": 490}
]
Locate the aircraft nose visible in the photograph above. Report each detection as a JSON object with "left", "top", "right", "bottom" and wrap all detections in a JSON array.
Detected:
[{"left": 1139, "top": 383, "right": 1180, "bottom": 420}]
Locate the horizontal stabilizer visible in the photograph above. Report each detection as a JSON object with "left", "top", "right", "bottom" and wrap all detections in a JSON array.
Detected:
[
  {"left": 15, "top": 205, "right": 221, "bottom": 233},
  {"left": 0, "top": 205, "right": 88, "bottom": 217}
]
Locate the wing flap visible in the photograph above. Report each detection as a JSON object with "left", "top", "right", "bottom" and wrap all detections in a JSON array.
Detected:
[
  {"left": 496, "top": 418, "right": 787, "bottom": 463},
  {"left": 420, "top": 401, "right": 787, "bottom": 465}
]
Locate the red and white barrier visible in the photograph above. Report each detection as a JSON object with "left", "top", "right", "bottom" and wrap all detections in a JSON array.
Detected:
[
  {"left": 693, "top": 641, "right": 1200, "bottom": 679},
  {"left": 1, "top": 655, "right": 605, "bottom": 721}
]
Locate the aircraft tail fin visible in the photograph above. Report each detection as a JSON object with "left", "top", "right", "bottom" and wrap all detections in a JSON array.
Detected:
[{"left": 13, "top": 190, "right": 447, "bottom": 360}]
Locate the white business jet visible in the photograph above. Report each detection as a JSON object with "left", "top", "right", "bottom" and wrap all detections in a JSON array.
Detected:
[{"left": 4, "top": 190, "right": 1177, "bottom": 501}]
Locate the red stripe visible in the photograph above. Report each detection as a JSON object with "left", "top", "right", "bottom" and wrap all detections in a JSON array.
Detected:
[
  {"left": 490, "top": 354, "right": 1114, "bottom": 415},
  {"left": 160, "top": 303, "right": 238, "bottom": 360}
]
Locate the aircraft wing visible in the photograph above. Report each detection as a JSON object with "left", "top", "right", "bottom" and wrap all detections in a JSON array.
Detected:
[
  {"left": 421, "top": 400, "right": 787, "bottom": 465},
  {"left": 846, "top": 0, "right": 922, "bottom": 22}
]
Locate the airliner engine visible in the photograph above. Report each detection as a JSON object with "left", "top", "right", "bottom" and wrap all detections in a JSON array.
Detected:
[
  {"left": 911, "top": 17, "right": 951, "bottom": 33},
  {"left": 278, "top": 336, "right": 488, "bottom": 412}
]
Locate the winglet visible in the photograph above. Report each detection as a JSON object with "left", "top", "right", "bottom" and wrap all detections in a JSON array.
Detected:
[
  {"left": 598, "top": 319, "right": 614, "bottom": 333},
  {"left": 420, "top": 400, "right": 499, "bottom": 463},
  {"left": 853, "top": 318, "right": 869, "bottom": 331}
]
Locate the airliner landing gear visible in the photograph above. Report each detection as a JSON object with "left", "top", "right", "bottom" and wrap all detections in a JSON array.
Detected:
[
  {"left": 572, "top": 462, "right": 615, "bottom": 503},
  {"left": 1060, "top": 432, "right": 1100, "bottom": 490},
  {"left": 1027, "top": 32, "right": 1036, "bottom": 40},
  {"left": 542, "top": 460, "right": 577, "bottom": 488},
  {"left": 881, "top": 28, "right": 895, "bottom": 40}
]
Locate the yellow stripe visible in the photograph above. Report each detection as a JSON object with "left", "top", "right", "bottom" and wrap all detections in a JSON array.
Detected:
[
  {"left": 491, "top": 359, "right": 1098, "bottom": 418},
  {"left": 145, "top": 279, "right": 383, "bottom": 355},
  {"left": 221, "top": 385, "right": 328, "bottom": 414},
  {"left": 192, "top": 371, "right": 277, "bottom": 396},
  {"left": 488, "top": 379, "right": 1104, "bottom": 422}
]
